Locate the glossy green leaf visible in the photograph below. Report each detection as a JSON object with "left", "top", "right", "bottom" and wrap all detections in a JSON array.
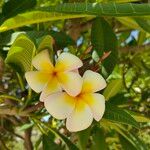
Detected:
[
  {"left": 103, "top": 79, "right": 123, "bottom": 100},
  {"left": 5, "top": 34, "right": 36, "bottom": 73},
  {"left": 91, "top": 127, "right": 107, "bottom": 150},
  {"left": 77, "top": 128, "right": 91, "bottom": 150},
  {"left": 108, "top": 93, "right": 129, "bottom": 105},
  {"left": 33, "top": 118, "right": 79, "bottom": 150},
  {"left": 37, "top": 35, "right": 53, "bottom": 52},
  {"left": 103, "top": 103, "right": 139, "bottom": 128},
  {"left": 134, "top": 18, "right": 150, "bottom": 33},
  {"left": 116, "top": 125, "right": 149, "bottom": 150},
  {"left": 91, "top": 17, "right": 118, "bottom": 75},
  {"left": 1, "top": 0, "right": 36, "bottom": 21},
  {"left": 43, "top": 132, "right": 62, "bottom": 150},
  {"left": 0, "top": 11, "right": 91, "bottom": 32},
  {"left": 119, "top": 134, "right": 137, "bottom": 150},
  {"left": 42, "top": 2, "right": 150, "bottom": 17},
  {"left": 49, "top": 30, "right": 75, "bottom": 48},
  {"left": 117, "top": 17, "right": 150, "bottom": 33},
  {"left": 57, "top": 131, "right": 79, "bottom": 150}
]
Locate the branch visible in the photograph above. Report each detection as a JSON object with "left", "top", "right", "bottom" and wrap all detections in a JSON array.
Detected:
[
  {"left": 24, "top": 127, "right": 33, "bottom": 150},
  {"left": 119, "top": 43, "right": 150, "bottom": 53},
  {"left": 0, "top": 102, "right": 44, "bottom": 116}
]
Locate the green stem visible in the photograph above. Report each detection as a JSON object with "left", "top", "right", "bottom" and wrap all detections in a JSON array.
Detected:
[
  {"left": 0, "top": 95, "right": 21, "bottom": 102},
  {"left": 16, "top": 72, "right": 25, "bottom": 91}
]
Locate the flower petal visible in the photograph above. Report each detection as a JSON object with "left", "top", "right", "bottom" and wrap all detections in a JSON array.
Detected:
[
  {"left": 82, "top": 70, "right": 106, "bottom": 93},
  {"left": 32, "top": 50, "right": 54, "bottom": 71},
  {"left": 40, "top": 77, "right": 62, "bottom": 102},
  {"left": 44, "top": 92, "right": 75, "bottom": 119},
  {"left": 25, "top": 71, "right": 50, "bottom": 93},
  {"left": 83, "top": 93, "right": 105, "bottom": 121},
  {"left": 66, "top": 100, "right": 93, "bottom": 132},
  {"left": 57, "top": 71, "right": 82, "bottom": 96},
  {"left": 55, "top": 52, "right": 83, "bottom": 72}
]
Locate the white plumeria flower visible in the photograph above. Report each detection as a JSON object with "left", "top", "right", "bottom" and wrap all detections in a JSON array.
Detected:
[
  {"left": 25, "top": 50, "right": 83, "bottom": 100},
  {"left": 43, "top": 70, "right": 106, "bottom": 132}
]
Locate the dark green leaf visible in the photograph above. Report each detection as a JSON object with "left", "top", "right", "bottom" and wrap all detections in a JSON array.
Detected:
[
  {"left": 1, "top": 0, "right": 36, "bottom": 21},
  {"left": 134, "top": 18, "right": 150, "bottom": 33},
  {"left": 91, "top": 127, "right": 107, "bottom": 150},
  {"left": 91, "top": 17, "right": 118, "bottom": 75},
  {"left": 56, "top": 131, "right": 79, "bottom": 150},
  {"left": 43, "top": 132, "right": 62, "bottom": 150},
  {"left": 103, "top": 79, "right": 122, "bottom": 100},
  {"left": 42, "top": 3, "right": 150, "bottom": 17},
  {"left": 77, "top": 128, "right": 91, "bottom": 150},
  {"left": 119, "top": 134, "right": 137, "bottom": 150},
  {"left": 103, "top": 103, "right": 139, "bottom": 128},
  {"left": 26, "top": 31, "right": 75, "bottom": 49},
  {"left": 108, "top": 93, "right": 129, "bottom": 106},
  {"left": 49, "top": 30, "right": 75, "bottom": 48}
]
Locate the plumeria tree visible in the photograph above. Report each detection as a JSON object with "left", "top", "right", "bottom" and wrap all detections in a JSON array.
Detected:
[{"left": 0, "top": 0, "right": 150, "bottom": 149}]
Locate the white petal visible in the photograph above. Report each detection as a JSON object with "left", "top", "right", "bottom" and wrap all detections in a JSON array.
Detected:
[
  {"left": 66, "top": 100, "right": 93, "bottom": 132},
  {"left": 57, "top": 71, "right": 82, "bottom": 96},
  {"left": 32, "top": 50, "right": 54, "bottom": 71},
  {"left": 55, "top": 52, "right": 83, "bottom": 72},
  {"left": 83, "top": 93, "right": 105, "bottom": 121},
  {"left": 44, "top": 92, "right": 75, "bottom": 119},
  {"left": 25, "top": 71, "right": 49, "bottom": 93},
  {"left": 40, "top": 77, "right": 62, "bottom": 102},
  {"left": 82, "top": 70, "right": 106, "bottom": 93}
]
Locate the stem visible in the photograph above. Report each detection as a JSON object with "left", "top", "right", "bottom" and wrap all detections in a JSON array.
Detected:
[
  {"left": 0, "top": 95, "right": 21, "bottom": 102},
  {"left": 16, "top": 72, "right": 25, "bottom": 91},
  {"left": 0, "top": 102, "right": 44, "bottom": 116},
  {"left": 24, "top": 127, "right": 33, "bottom": 150}
]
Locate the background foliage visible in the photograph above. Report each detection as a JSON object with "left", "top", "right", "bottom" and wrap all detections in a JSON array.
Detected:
[{"left": 0, "top": 0, "right": 150, "bottom": 149}]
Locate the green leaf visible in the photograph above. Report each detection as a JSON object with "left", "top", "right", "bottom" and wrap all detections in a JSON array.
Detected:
[
  {"left": 1, "top": 0, "right": 36, "bottom": 21},
  {"left": 91, "top": 17, "right": 118, "bottom": 75},
  {"left": 18, "top": 122, "right": 34, "bottom": 131},
  {"left": 5, "top": 34, "right": 36, "bottom": 73},
  {"left": 43, "top": 132, "right": 62, "bottom": 150},
  {"left": 117, "top": 17, "right": 150, "bottom": 33},
  {"left": 119, "top": 134, "right": 137, "bottom": 150},
  {"left": 77, "top": 128, "right": 91, "bottom": 150},
  {"left": 134, "top": 18, "right": 150, "bottom": 33},
  {"left": 116, "top": 125, "right": 149, "bottom": 150},
  {"left": 128, "top": 111, "right": 150, "bottom": 123},
  {"left": 37, "top": 35, "right": 53, "bottom": 53},
  {"left": 103, "top": 103, "right": 139, "bottom": 128},
  {"left": 91, "top": 127, "right": 107, "bottom": 150},
  {"left": 0, "top": 11, "right": 91, "bottom": 32},
  {"left": 108, "top": 93, "right": 129, "bottom": 105},
  {"left": 56, "top": 131, "right": 79, "bottom": 150},
  {"left": 42, "top": 2, "right": 150, "bottom": 17},
  {"left": 33, "top": 118, "right": 79, "bottom": 150},
  {"left": 103, "top": 79, "right": 123, "bottom": 100},
  {"left": 49, "top": 30, "right": 75, "bottom": 48}
]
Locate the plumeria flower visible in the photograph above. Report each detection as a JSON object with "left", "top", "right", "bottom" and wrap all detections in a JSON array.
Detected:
[
  {"left": 25, "top": 50, "right": 83, "bottom": 100},
  {"left": 43, "top": 70, "right": 106, "bottom": 132}
]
